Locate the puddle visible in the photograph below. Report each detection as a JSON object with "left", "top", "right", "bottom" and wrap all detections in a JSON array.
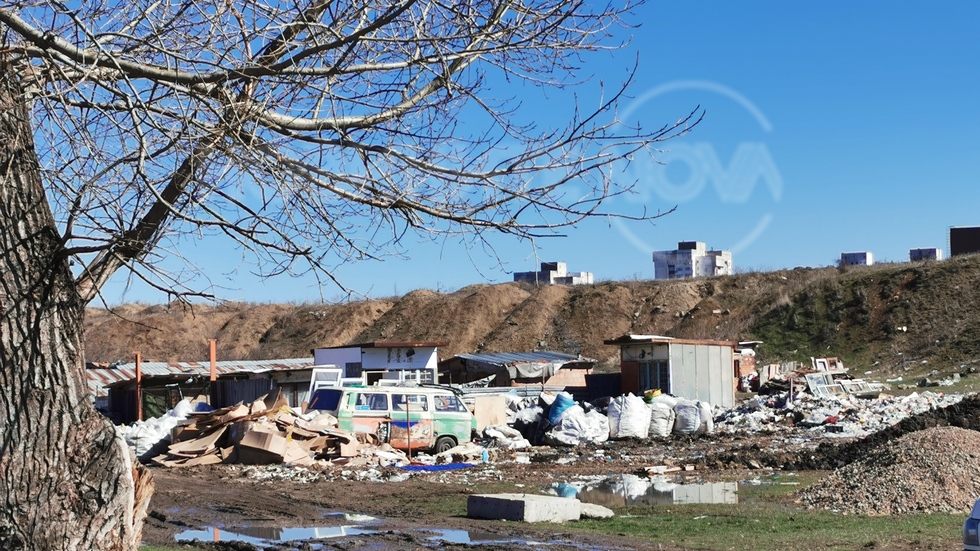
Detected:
[
  {"left": 176, "top": 510, "right": 382, "bottom": 546},
  {"left": 552, "top": 474, "right": 738, "bottom": 506},
  {"left": 176, "top": 522, "right": 377, "bottom": 546},
  {"left": 426, "top": 528, "right": 526, "bottom": 545}
]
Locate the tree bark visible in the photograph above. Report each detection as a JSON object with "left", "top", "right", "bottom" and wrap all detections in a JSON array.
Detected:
[{"left": 0, "top": 59, "right": 151, "bottom": 549}]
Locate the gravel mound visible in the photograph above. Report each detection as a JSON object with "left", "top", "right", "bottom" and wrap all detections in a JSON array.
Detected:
[{"left": 797, "top": 426, "right": 980, "bottom": 515}]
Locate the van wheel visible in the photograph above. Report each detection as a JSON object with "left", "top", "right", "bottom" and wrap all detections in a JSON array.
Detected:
[{"left": 434, "top": 436, "right": 456, "bottom": 454}]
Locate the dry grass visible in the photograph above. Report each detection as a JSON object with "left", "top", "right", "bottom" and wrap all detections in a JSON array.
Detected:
[{"left": 83, "top": 257, "right": 980, "bottom": 380}]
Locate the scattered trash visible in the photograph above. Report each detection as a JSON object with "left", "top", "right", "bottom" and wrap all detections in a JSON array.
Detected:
[
  {"left": 123, "top": 378, "right": 972, "bottom": 486},
  {"left": 714, "top": 389, "right": 965, "bottom": 438}
]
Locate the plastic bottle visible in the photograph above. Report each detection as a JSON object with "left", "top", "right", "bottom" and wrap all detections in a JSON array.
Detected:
[{"left": 481, "top": 449, "right": 489, "bottom": 463}]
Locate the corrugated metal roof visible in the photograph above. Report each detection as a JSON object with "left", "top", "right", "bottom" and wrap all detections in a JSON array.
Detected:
[
  {"left": 602, "top": 334, "right": 737, "bottom": 347},
  {"left": 602, "top": 334, "right": 674, "bottom": 344},
  {"left": 451, "top": 351, "right": 585, "bottom": 366},
  {"left": 316, "top": 341, "right": 449, "bottom": 350},
  {"left": 85, "top": 358, "right": 313, "bottom": 397}
]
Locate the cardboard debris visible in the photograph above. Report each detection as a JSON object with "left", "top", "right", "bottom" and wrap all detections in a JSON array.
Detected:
[{"left": 149, "top": 389, "right": 361, "bottom": 468}]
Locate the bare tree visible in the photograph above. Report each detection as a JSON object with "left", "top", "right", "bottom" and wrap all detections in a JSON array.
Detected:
[{"left": 0, "top": 1, "right": 696, "bottom": 548}]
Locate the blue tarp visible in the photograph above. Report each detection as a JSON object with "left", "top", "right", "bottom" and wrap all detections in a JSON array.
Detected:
[
  {"left": 400, "top": 463, "right": 475, "bottom": 472},
  {"left": 548, "top": 393, "right": 575, "bottom": 425}
]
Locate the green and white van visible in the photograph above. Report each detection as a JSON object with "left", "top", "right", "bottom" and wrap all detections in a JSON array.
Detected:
[{"left": 307, "top": 382, "right": 476, "bottom": 454}]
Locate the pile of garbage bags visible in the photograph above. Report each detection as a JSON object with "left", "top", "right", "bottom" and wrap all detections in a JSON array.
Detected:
[
  {"left": 489, "top": 391, "right": 717, "bottom": 448},
  {"left": 500, "top": 391, "right": 609, "bottom": 447},
  {"left": 608, "top": 394, "right": 714, "bottom": 438},
  {"left": 116, "top": 399, "right": 208, "bottom": 457}
]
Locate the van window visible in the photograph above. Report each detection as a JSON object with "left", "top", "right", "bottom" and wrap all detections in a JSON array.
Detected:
[
  {"left": 354, "top": 392, "right": 389, "bottom": 411},
  {"left": 434, "top": 394, "right": 468, "bottom": 413},
  {"left": 308, "top": 388, "right": 343, "bottom": 412},
  {"left": 392, "top": 393, "right": 428, "bottom": 412}
]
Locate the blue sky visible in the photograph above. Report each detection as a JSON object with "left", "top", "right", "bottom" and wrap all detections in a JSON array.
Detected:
[{"left": 101, "top": 2, "right": 980, "bottom": 304}]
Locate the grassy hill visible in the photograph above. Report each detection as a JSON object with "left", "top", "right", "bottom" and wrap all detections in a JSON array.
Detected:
[{"left": 83, "top": 255, "right": 980, "bottom": 382}]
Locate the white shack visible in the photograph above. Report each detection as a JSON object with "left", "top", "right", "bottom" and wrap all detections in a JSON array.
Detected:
[{"left": 604, "top": 334, "right": 736, "bottom": 408}]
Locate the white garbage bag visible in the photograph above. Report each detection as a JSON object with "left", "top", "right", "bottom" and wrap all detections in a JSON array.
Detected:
[
  {"left": 697, "top": 401, "right": 714, "bottom": 434},
  {"left": 648, "top": 401, "right": 675, "bottom": 437},
  {"left": 118, "top": 398, "right": 195, "bottom": 457},
  {"left": 512, "top": 404, "right": 543, "bottom": 425},
  {"left": 607, "top": 396, "right": 622, "bottom": 437},
  {"left": 608, "top": 394, "right": 651, "bottom": 439},
  {"left": 484, "top": 425, "right": 531, "bottom": 449},
  {"left": 650, "top": 393, "right": 679, "bottom": 409},
  {"left": 544, "top": 405, "right": 609, "bottom": 446},
  {"left": 673, "top": 400, "right": 701, "bottom": 435}
]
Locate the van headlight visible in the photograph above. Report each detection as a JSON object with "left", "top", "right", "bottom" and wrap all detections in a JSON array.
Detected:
[{"left": 965, "top": 517, "right": 980, "bottom": 547}]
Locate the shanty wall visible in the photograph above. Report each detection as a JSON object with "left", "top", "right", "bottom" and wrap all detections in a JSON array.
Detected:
[
  {"left": 618, "top": 342, "right": 734, "bottom": 408},
  {"left": 669, "top": 343, "right": 734, "bottom": 408}
]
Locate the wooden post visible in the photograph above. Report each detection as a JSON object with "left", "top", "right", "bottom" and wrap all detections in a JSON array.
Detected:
[
  {"left": 209, "top": 339, "right": 217, "bottom": 382},
  {"left": 209, "top": 339, "right": 217, "bottom": 406},
  {"left": 405, "top": 396, "right": 411, "bottom": 461},
  {"left": 135, "top": 351, "right": 142, "bottom": 422}
]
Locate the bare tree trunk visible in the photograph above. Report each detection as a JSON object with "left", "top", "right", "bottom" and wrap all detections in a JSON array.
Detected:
[{"left": 0, "top": 59, "right": 151, "bottom": 549}]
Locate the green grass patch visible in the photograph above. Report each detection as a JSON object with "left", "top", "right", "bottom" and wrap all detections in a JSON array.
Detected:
[
  {"left": 533, "top": 472, "right": 963, "bottom": 550},
  {"left": 574, "top": 504, "right": 960, "bottom": 551}
]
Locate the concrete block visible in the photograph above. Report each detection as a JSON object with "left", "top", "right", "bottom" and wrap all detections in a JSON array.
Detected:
[
  {"left": 580, "top": 503, "right": 614, "bottom": 519},
  {"left": 467, "top": 493, "right": 581, "bottom": 523}
]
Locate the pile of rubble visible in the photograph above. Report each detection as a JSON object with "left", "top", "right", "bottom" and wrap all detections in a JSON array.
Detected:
[
  {"left": 797, "top": 426, "right": 980, "bottom": 514},
  {"left": 714, "top": 390, "right": 966, "bottom": 438}
]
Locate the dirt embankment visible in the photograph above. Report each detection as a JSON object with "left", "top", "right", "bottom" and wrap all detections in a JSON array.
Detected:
[{"left": 85, "top": 256, "right": 980, "bottom": 372}]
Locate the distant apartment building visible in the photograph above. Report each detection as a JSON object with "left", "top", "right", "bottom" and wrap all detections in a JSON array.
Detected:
[
  {"left": 909, "top": 247, "right": 944, "bottom": 262},
  {"left": 950, "top": 226, "right": 980, "bottom": 257},
  {"left": 514, "top": 261, "right": 594, "bottom": 285},
  {"left": 652, "top": 241, "right": 733, "bottom": 280},
  {"left": 840, "top": 251, "right": 874, "bottom": 266}
]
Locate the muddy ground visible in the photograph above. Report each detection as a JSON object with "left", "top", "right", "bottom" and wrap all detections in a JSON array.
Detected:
[
  {"left": 143, "top": 444, "right": 672, "bottom": 550},
  {"left": 142, "top": 434, "right": 821, "bottom": 551},
  {"left": 143, "top": 398, "right": 980, "bottom": 550}
]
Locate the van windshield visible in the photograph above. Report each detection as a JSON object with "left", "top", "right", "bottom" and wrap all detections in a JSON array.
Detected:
[{"left": 307, "top": 388, "right": 343, "bottom": 412}]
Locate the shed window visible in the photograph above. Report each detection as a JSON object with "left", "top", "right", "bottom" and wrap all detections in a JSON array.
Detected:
[{"left": 638, "top": 361, "right": 670, "bottom": 394}]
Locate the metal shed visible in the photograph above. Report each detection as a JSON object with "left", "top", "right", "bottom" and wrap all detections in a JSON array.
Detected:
[{"left": 603, "top": 334, "right": 736, "bottom": 408}]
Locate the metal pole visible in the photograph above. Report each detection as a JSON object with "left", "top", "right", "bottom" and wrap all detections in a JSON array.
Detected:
[
  {"left": 406, "top": 396, "right": 411, "bottom": 462},
  {"left": 209, "top": 339, "right": 217, "bottom": 406},
  {"left": 135, "top": 351, "right": 142, "bottom": 422},
  {"left": 209, "top": 339, "right": 217, "bottom": 382}
]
